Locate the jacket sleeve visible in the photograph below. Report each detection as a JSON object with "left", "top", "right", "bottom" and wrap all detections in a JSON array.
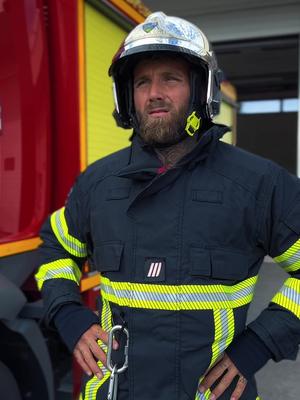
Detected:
[
  {"left": 227, "top": 165, "right": 300, "bottom": 378},
  {"left": 35, "top": 172, "right": 95, "bottom": 327}
]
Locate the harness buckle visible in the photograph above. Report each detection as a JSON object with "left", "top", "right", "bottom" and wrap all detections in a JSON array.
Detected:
[{"left": 107, "top": 325, "right": 129, "bottom": 374}]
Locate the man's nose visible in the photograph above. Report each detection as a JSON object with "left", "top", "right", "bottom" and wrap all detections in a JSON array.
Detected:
[{"left": 149, "top": 80, "right": 164, "bottom": 101}]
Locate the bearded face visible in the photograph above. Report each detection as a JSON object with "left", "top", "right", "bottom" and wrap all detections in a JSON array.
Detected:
[
  {"left": 136, "top": 99, "right": 189, "bottom": 146},
  {"left": 133, "top": 56, "right": 191, "bottom": 147}
]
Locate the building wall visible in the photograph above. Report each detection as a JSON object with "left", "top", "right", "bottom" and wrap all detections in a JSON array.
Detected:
[{"left": 237, "top": 112, "right": 297, "bottom": 174}]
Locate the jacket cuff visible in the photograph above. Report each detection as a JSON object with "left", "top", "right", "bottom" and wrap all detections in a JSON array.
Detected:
[
  {"left": 226, "top": 329, "right": 273, "bottom": 379},
  {"left": 41, "top": 278, "right": 83, "bottom": 325},
  {"left": 53, "top": 303, "right": 99, "bottom": 352}
]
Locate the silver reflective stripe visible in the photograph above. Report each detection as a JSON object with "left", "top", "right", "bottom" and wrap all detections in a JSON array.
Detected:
[
  {"left": 277, "top": 250, "right": 300, "bottom": 269},
  {"left": 102, "top": 286, "right": 254, "bottom": 303},
  {"left": 281, "top": 285, "right": 300, "bottom": 305},
  {"left": 84, "top": 298, "right": 112, "bottom": 400},
  {"left": 100, "top": 276, "right": 257, "bottom": 310},
  {"left": 272, "top": 278, "right": 300, "bottom": 319},
  {"left": 54, "top": 210, "right": 87, "bottom": 257}
]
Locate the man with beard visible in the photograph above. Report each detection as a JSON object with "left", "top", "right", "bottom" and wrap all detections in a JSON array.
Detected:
[
  {"left": 134, "top": 54, "right": 196, "bottom": 167},
  {"left": 36, "top": 12, "right": 300, "bottom": 400}
]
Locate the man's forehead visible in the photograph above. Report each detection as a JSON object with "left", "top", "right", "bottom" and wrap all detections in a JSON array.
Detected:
[{"left": 133, "top": 54, "right": 190, "bottom": 76}]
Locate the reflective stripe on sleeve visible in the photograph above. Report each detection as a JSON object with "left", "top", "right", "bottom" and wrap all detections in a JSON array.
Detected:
[
  {"left": 274, "top": 238, "right": 300, "bottom": 273},
  {"left": 50, "top": 207, "right": 87, "bottom": 258},
  {"left": 84, "top": 298, "right": 112, "bottom": 400},
  {"left": 35, "top": 258, "right": 82, "bottom": 290},
  {"left": 272, "top": 278, "right": 300, "bottom": 319},
  {"left": 195, "top": 309, "right": 235, "bottom": 400},
  {"left": 100, "top": 275, "right": 258, "bottom": 311}
]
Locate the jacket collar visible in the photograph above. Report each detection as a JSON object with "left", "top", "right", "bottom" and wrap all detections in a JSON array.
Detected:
[{"left": 118, "top": 124, "right": 229, "bottom": 181}]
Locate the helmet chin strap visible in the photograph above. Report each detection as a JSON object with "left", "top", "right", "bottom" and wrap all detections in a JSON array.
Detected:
[{"left": 185, "top": 111, "right": 202, "bottom": 137}]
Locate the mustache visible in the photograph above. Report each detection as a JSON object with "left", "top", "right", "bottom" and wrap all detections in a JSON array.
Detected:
[{"left": 145, "top": 101, "right": 171, "bottom": 113}]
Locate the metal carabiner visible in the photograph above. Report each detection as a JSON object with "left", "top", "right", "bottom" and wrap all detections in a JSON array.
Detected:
[{"left": 107, "top": 325, "right": 129, "bottom": 374}]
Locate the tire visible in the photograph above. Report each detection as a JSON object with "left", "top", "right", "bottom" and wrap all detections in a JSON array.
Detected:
[{"left": 0, "top": 360, "right": 22, "bottom": 400}]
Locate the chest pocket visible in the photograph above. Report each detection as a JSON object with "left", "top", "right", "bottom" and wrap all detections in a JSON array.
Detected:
[
  {"left": 191, "top": 189, "right": 223, "bottom": 204},
  {"left": 93, "top": 241, "right": 124, "bottom": 272},
  {"left": 190, "top": 247, "right": 250, "bottom": 281}
]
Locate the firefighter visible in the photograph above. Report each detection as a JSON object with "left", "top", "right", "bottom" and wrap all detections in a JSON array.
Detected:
[{"left": 36, "top": 12, "right": 300, "bottom": 400}]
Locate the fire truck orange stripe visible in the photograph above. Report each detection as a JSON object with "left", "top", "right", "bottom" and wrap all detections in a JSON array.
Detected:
[{"left": 0, "top": 237, "right": 42, "bottom": 257}]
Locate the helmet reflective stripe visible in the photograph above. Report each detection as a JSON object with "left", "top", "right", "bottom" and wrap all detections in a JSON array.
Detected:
[
  {"left": 109, "top": 11, "right": 222, "bottom": 129},
  {"left": 112, "top": 82, "right": 119, "bottom": 114},
  {"left": 207, "top": 69, "right": 213, "bottom": 118}
]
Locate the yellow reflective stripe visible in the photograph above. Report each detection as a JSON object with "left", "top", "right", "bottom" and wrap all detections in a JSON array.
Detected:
[
  {"left": 101, "top": 276, "right": 258, "bottom": 311},
  {"left": 274, "top": 238, "right": 300, "bottom": 273},
  {"left": 283, "top": 259, "right": 300, "bottom": 273},
  {"left": 195, "top": 309, "right": 235, "bottom": 400},
  {"left": 272, "top": 278, "right": 300, "bottom": 319},
  {"left": 211, "top": 309, "right": 235, "bottom": 366},
  {"left": 35, "top": 258, "right": 82, "bottom": 290},
  {"left": 84, "top": 298, "right": 112, "bottom": 400},
  {"left": 196, "top": 388, "right": 211, "bottom": 399},
  {"left": 50, "top": 207, "right": 87, "bottom": 258},
  {"left": 83, "top": 373, "right": 110, "bottom": 400}
]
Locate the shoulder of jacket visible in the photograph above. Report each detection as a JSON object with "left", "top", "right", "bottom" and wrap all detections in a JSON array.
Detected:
[
  {"left": 210, "top": 141, "right": 281, "bottom": 192},
  {"left": 76, "top": 146, "right": 131, "bottom": 191}
]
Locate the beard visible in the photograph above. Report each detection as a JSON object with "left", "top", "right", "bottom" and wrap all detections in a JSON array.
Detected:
[{"left": 136, "top": 101, "right": 189, "bottom": 147}]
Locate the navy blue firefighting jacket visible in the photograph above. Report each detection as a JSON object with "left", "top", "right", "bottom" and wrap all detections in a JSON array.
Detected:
[{"left": 37, "top": 124, "right": 300, "bottom": 400}]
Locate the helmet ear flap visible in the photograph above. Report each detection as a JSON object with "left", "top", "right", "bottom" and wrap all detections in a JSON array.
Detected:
[
  {"left": 112, "top": 108, "right": 129, "bottom": 128},
  {"left": 210, "top": 68, "right": 223, "bottom": 117},
  {"left": 112, "top": 63, "right": 134, "bottom": 129},
  {"left": 189, "top": 65, "right": 209, "bottom": 119}
]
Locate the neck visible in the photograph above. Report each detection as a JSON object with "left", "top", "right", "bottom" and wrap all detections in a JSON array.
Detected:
[{"left": 155, "top": 136, "right": 197, "bottom": 168}]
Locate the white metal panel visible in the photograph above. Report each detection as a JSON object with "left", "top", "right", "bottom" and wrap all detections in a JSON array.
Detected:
[
  {"left": 190, "top": 4, "right": 300, "bottom": 42},
  {"left": 144, "top": 0, "right": 300, "bottom": 41}
]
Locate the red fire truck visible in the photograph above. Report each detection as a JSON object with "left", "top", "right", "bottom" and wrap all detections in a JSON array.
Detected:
[{"left": 0, "top": 1, "right": 236, "bottom": 399}]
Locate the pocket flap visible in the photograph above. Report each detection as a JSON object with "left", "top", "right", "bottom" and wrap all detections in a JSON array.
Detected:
[
  {"left": 190, "top": 247, "right": 211, "bottom": 276},
  {"left": 93, "top": 241, "right": 123, "bottom": 272},
  {"left": 211, "top": 249, "right": 249, "bottom": 280},
  {"left": 283, "top": 201, "right": 300, "bottom": 234}
]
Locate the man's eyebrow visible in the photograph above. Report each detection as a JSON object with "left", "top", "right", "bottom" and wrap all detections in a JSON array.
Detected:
[
  {"left": 134, "top": 73, "right": 148, "bottom": 81},
  {"left": 134, "top": 70, "right": 186, "bottom": 80},
  {"left": 162, "top": 70, "right": 185, "bottom": 77}
]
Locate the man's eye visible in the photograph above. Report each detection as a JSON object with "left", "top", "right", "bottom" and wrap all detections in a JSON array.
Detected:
[
  {"left": 135, "top": 79, "right": 147, "bottom": 88},
  {"left": 166, "top": 76, "right": 180, "bottom": 82}
]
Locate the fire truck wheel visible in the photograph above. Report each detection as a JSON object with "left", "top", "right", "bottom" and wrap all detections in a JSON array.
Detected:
[{"left": 0, "top": 361, "right": 22, "bottom": 400}]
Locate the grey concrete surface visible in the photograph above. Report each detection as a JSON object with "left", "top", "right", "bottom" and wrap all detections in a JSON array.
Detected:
[{"left": 248, "top": 261, "right": 300, "bottom": 400}]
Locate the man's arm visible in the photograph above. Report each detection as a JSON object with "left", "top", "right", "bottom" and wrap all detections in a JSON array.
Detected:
[
  {"left": 200, "top": 165, "right": 300, "bottom": 399},
  {"left": 35, "top": 174, "right": 115, "bottom": 379}
]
